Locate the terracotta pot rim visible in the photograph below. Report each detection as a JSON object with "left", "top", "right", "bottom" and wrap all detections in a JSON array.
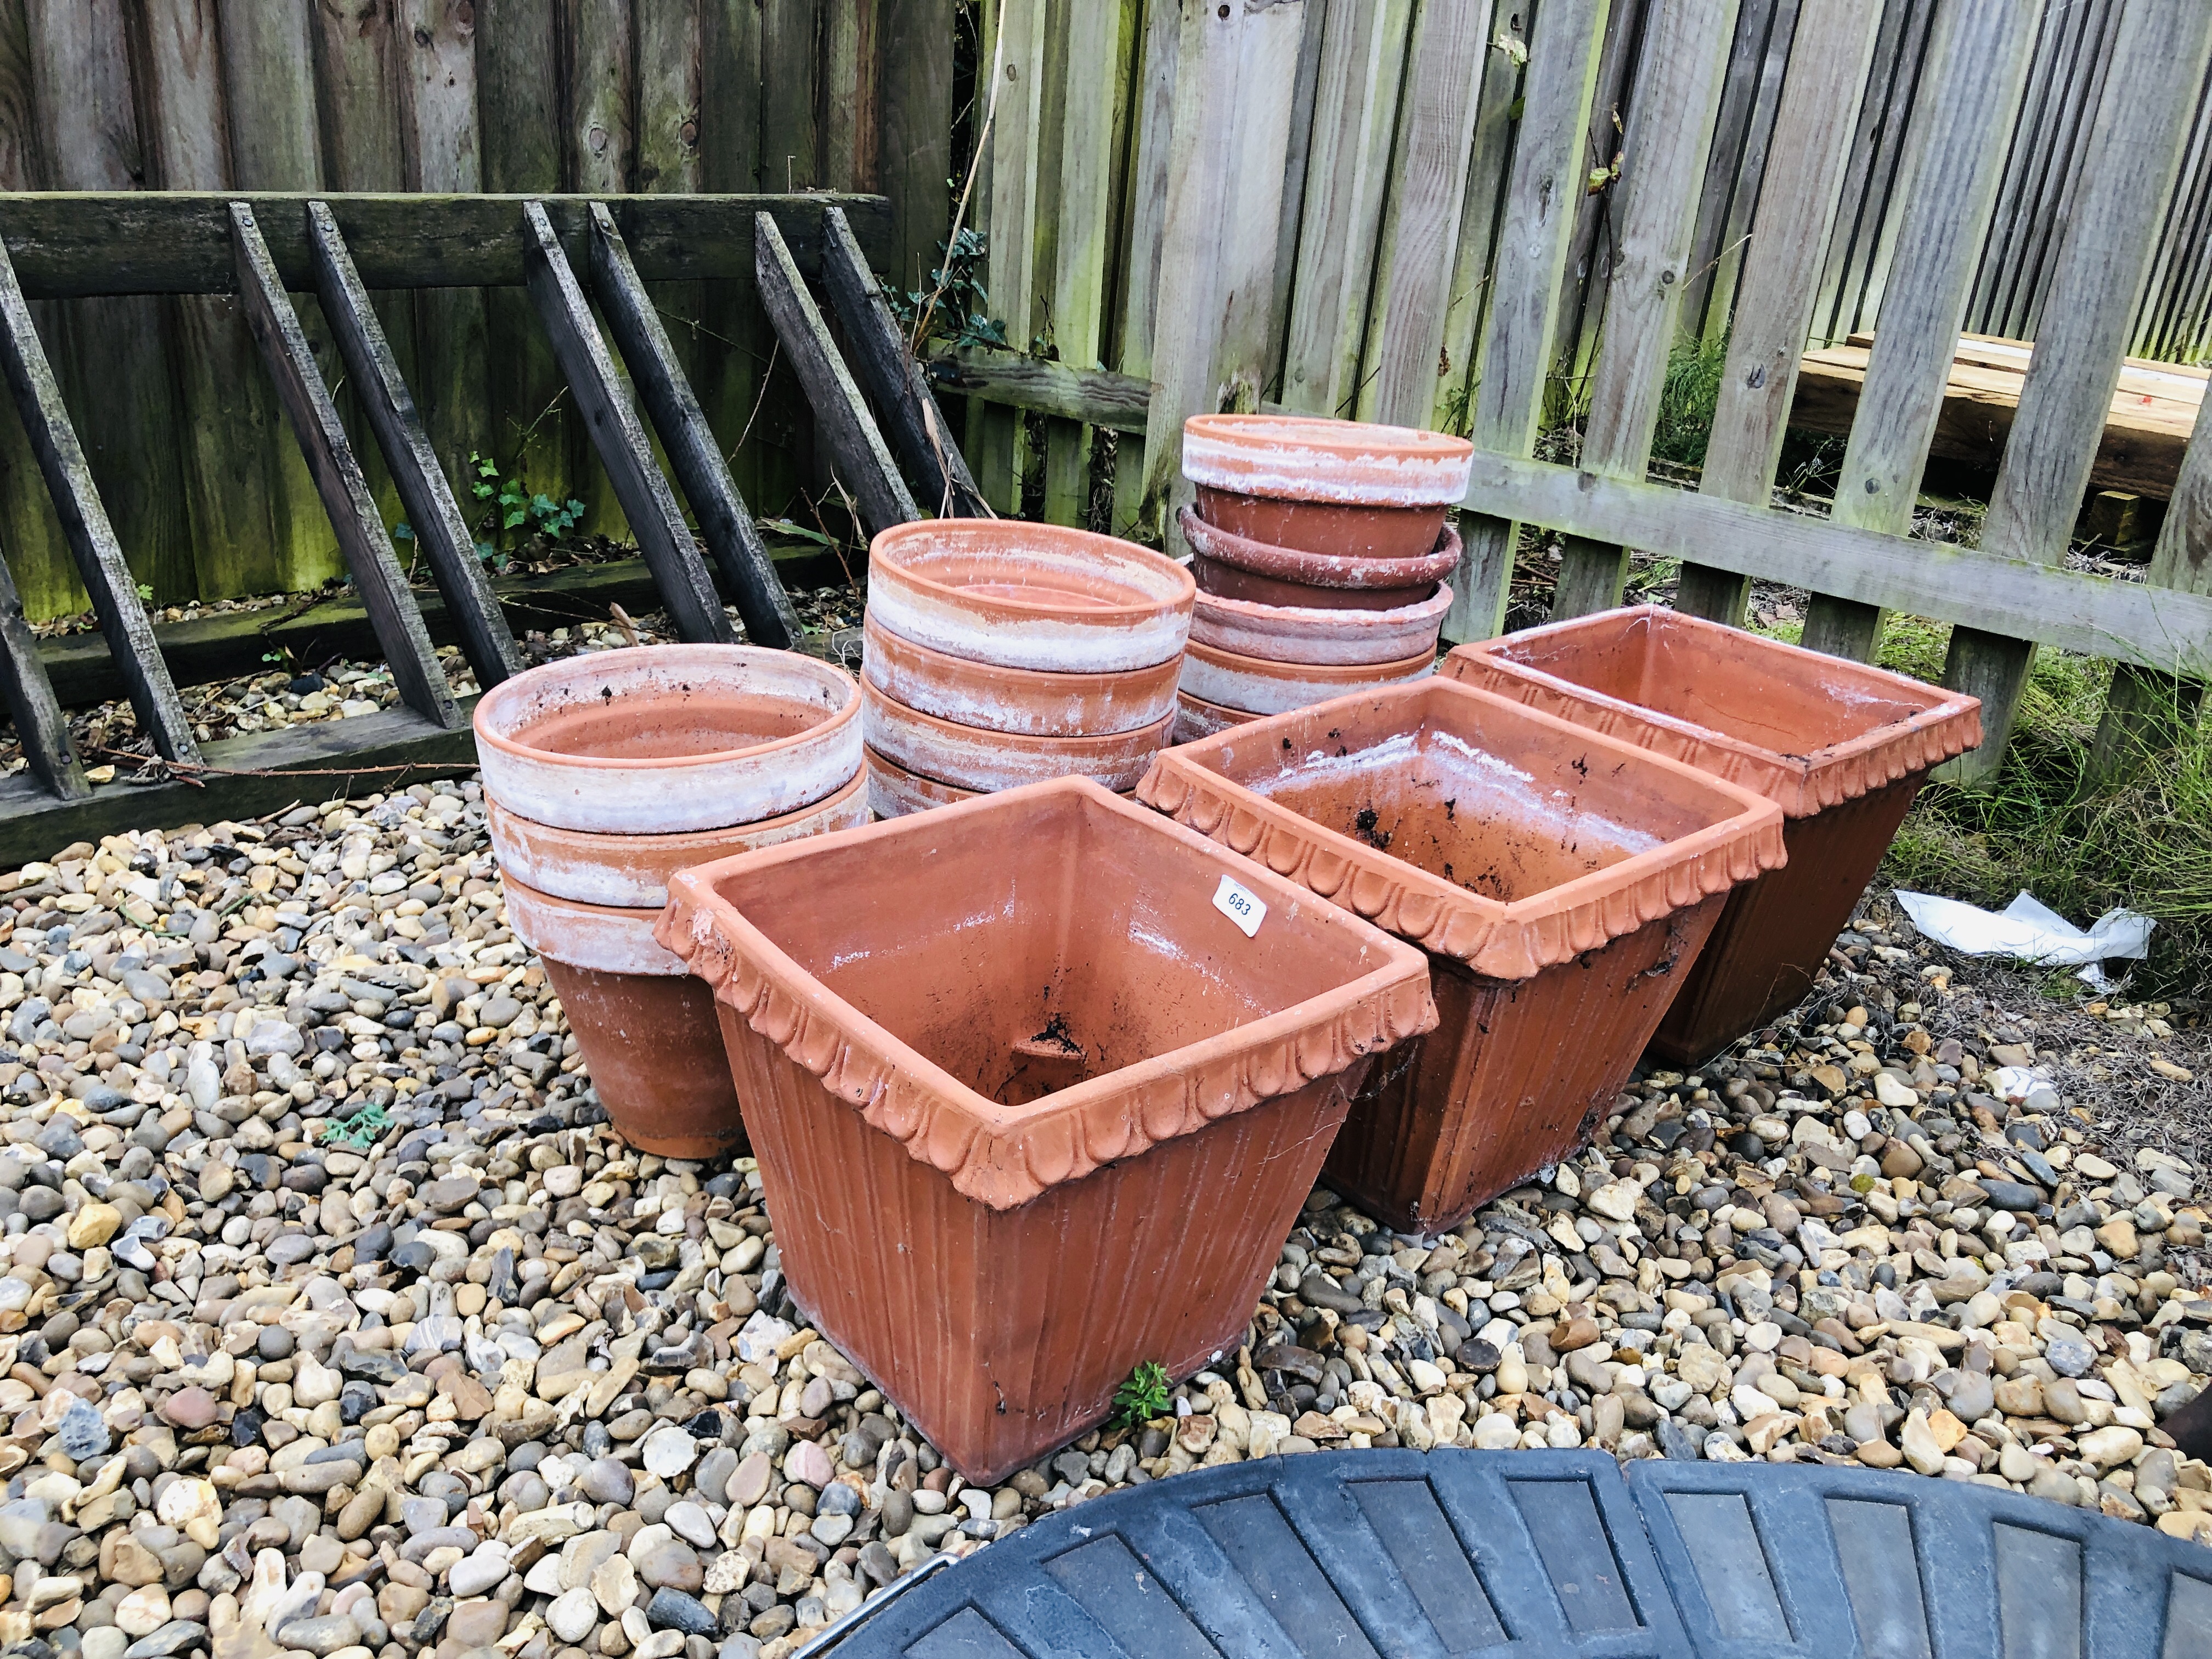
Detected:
[
  {"left": 864, "top": 743, "right": 981, "bottom": 808},
  {"left": 473, "top": 643, "right": 860, "bottom": 775},
  {"left": 501, "top": 873, "right": 690, "bottom": 977},
  {"left": 1183, "top": 636, "right": 1438, "bottom": 682},
  {"left": 487, "top": 769, "right": 870, "bottom": 907},
  {"left": 1443, "top": 604, "right": 1985, "bottom": 817},
  {"left": 862, "top": 680, "right": 1173, "bottom": 792},
  {"left": 1137, "top": 676, "right": 1788, "bottom": 981},
  {"left": 860, "top": 614, "right": 1183, "bottom": 735},
  {"left": 1179, "top": 506, "right": 1463, "bottom": 586},
  {"left": 1190, "top": 583, "right": 1451, "bottom": 667},
  {"left": 1183, "top": 413, "right": 1474, "bottom": 505},
  {"left": 656, "top": 776, "right": 1437, "bottom": 1210}
]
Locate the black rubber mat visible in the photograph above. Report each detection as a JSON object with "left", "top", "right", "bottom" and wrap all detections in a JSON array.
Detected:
[{"left": 827, "top": 1449, "right": 2212, "bottom": 1657}]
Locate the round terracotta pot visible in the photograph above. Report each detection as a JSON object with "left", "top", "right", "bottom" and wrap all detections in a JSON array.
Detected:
[
  {"left": 1190, "top": 582, "right": 1453, "bottom": 667},
  {"left": 1183, "top": 413, "right": 1474, "bottom": 560},
  {"left": 1173, "top": 689, "right": 1259, "bottom": 746},
  {"left": 1177, "top": 637, "right": 1437, "bottom": 717},
  {"left": 474, "top": 644, "right": 861, "bottom": 834},
  {"left": 1180, "top": 507, "right": 1460, "bottom": 611},
  {"left": 502, "top": 876, "right": 743, "bottom": 1160},
  {"left": 866, "top": 520, "right": 1195, "bottom": 673},
  {"left": 865, "top": 744, "right": 981, "bottom": 818},
  {"left": 860, "top": 614, "right": 1182, "bottom": 737},
  {"left": 862, "top": 680, "right": 1173, "bottom": 793},
  {"left": 487, "top": 768, "right": 868, "bottom": 909}
]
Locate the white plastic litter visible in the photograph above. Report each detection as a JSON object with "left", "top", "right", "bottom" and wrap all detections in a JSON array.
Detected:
[{"left": 1893, "top": 889, "right": 2154, "bottom": 989}]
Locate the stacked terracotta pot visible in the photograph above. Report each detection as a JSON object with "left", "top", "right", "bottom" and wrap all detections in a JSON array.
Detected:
[
  {"left": 473, "top": 646, "right": 865, "bottom": 1158},
  {"left": 860, "top": 521, "right": 1195, "bottom": 813},
  {"left": 1173, "top": 414, "right": 1475, "bottom": 738}
]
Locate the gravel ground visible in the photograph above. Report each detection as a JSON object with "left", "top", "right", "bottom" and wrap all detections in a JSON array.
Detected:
[{"left": 0, "top": 726, "right": 2204, "bottom": 1659}]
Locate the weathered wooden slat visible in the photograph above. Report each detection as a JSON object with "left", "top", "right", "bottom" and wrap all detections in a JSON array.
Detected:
[
  {"left": 1106, "top": 0, "right": 1185, "bottom": 538},
  {"left": 1463, "top": 452, "right": 2212, "bottom": 676},
  {"left": 753, "top": 211, "right": 919, "bottom": 538},
  {"left": 819, "top": 207, "right": 987, "bottom": 519},
  {"left": 232, "top": 203, "right": 462, "bottom": 731},
  {"left": 1939, "top": 0, "right": 2212, "bottom": 785},
  {"left": 1548, "top": 0, "right": 1742, "bottom": 620},
  {"left": 926, "top": 347, "right": 1153, "bottom": 433},
  {"left": 877, "top": 0, "right": 955, "bottom": 300},
  {"left": 587, "top": 203, "right": 802, "bottom": 650},
  {"left": 763, "top": 0, "right": 822, "bottom": 192},
  {"left": 307, "top": 202, "right": 522, "bottom": 690},
  {"left": 0, "top": 191, "right": 894, "bottom": 298},
  {"left": 1797, "top": 0, "right": 2038, "bottom": 663},
  {"left": 1358, "top": 0, "right": 1493, "bottom": 430},
  {"left": 0, "top": 701, "right": 479, "bottom": 870},
  {"left": 1265, "top": 0, "right": 1333, "bottom": 395},
  {"left": 1443, "top": 0, "right": 1613, "bottom": 645},
  {"left": 1675, "top": 0, "right": 1788, "bottom": 344},
  {"left": 975, "top": 0, "right": 1049, "bottom": 513},
  {"left": 1673, "top": 0, "right": 1884, "bottom": 624},
  {"left": 519, "top": 200, "right": 735, "bottom": 645},
  {"left": 1278, "top": 0, "right": 1414, "bottom": 419},
  {"left": 0, "top": 237, "right": 200, "bottom": 761},
  {"left": 561, "top": 0, "right": 637, "bottom": 543},
  {"left": 1437, "top": 12, "right": 1528, "bottom": 436},
  {"left": 0, "top": 544, "right": 84, "bottom": 800},
  {"left": 1807, "top": 0, "right": 1936, "bottom": 347},
  {"left": 1215, "top": 0, "right": 1310, "bottom": 415}
]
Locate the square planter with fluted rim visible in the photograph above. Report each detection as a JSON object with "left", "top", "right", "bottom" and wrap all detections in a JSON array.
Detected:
[
  {"left": 656, "top": 777, "right": 1435, "bottom": 1482},
  {"left": 1138, "top": 678, "right": 1785, "bottom": 1235},
  {"left": 1445, "top": 606, "right": 1982, "bottom": 1065}
]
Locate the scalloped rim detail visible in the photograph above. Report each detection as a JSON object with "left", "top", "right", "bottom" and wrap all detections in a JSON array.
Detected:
[
  {"left": 1135, "top": 681, "right": 1788, "bottom": 981},
  {"left": 654, "top": 781, "right": 1439, "bottom": 1210},
  {"left": 1443, "top": 607, "right": 1984, "bottom": 817}
]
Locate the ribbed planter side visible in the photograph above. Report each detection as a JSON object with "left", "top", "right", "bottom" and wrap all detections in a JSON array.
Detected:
[
  {"left": 1328, "top": 900, "right": 1725, "bottom": 1232},
  {"left": 724, "top": 998, "right": 1360, "bottom": 1483},
  {"left": 867, "top": 521, "right": 1194, "bottom": 674},
  {"left": 487, "top": 770, "right": 868, "bottom": 910},
  {"left": 474, "top": 645, "right": 862, "bottom": 834},
  {"left": 1191, "top": 584, "right": 1452, "bottom": 666},
  {"left": 861, "top": 681, "right": 1173, "bottom": 792},
  {"left": 1178, "top": 639, "right": 1436, "bottom": 717},
  {"left": 865, "top": 746, "right": 980, "bottom": 817},
  {"left": 861, "top": 616, "right": 1182, "bottom": 736}
]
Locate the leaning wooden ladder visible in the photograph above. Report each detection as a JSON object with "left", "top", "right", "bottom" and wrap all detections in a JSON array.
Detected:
[{"left": 0, "top": 192, "right": 977, "bottom": 859}]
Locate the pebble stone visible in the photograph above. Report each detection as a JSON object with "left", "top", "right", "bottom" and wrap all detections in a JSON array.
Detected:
[{"left": 0, "top": 780, "right": 2198, "bottom": 1659}]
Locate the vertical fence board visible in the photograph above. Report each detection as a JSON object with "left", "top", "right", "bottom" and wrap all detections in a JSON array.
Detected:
[
  {"left": 1436, "top": 16, "right": 1526, "bottom": 437},
  {"left": 1107, "top": 0, "right": 1180, "bottom": 539},
  {"left": 1216, "top": 0, "right": 1308, "bottom": 413},
  {"left": 1796, "top": 0, "right": 2035, "bottom": 663},
  {"left": 1547, "top": 0, "right": 1648, "bottom": 387},
  {"left": 1808, "top": 0, "right": 1933, "bottom": 346},
  {"left": 0, "top": 0, "right": 72, "bottom": 626},
  {"left": 2095, "top": 400, "right": 2212, "bottom": 772},
  {"left": 1674, "top": 0, "right": 1883, "bottom": 624},
  {"left": 24, "top": 0, "right": 196, "bottom": 612},
  {"left": 878, "top": 0, "right": 955, "bottom": 303},
  {"left": 1684, "top": 0, "right": 1799, "bottom": 345},
  {"left": 399, "top": 0, "right": 491, "bottom": 500},
  {"left": 636, "top": 0, "right": 705, "bottom": 534},
  {"left": 975, "top": 0, "right": 1045, "bottom": 511},
  {"left": 821, "top": 0, "right": 878, "bottom": 194},
  {"left": 1358, "top": 0, "right": 1494, "bottom": 431},
  {"left": 561, "top": 0, "right": 635, "bottom": 541},
  {"left": 1263, "top": 0, "right": 1331, "bottom": 401},
  {"left": 1443, "top": 0, "right": 1612, "bottom": 644},
  {"left": 1548, "top": 0, "right": 1740, "bottom": 619},
  {"left": 1939, "top": 0, "right": 2212, "bottom": 785},
  {"left": 1277, "top": 0, "right": 1413, "bottom": 420},
  {"left": 763, "top": 0, "right": 821, "bottom": 193}
]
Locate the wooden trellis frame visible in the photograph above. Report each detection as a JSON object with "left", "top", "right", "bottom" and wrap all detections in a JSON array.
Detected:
[{"left": 0, "top": 192, "right": 950, "bottom": 859}]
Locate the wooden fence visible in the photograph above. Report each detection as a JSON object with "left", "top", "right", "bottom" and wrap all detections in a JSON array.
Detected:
[
  {"left": 0, "top": 0, "right": 951, "bottom": 620},
  {"left": 956, "top": 0, "right": 2212, "bottom": 787}
]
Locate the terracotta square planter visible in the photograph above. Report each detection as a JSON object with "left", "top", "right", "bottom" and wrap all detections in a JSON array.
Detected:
[
  {"left": 1138, "top": 679, "right": 1785, "bottom": 1234},
  {"left": 1445, "top": 606, "right": 1982, "bottom": 1064},
  {"left": 656, "top": 778, "right": 1435, "bottom": 1482}
]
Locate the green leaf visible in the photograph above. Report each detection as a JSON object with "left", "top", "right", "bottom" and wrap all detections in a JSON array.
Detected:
[
  {"left": 503, "top": 509, "right": 528, "bottom": 529},
  {"left": 392, "top": 522, "right": 414, "bottom": 541},
  {"left": 472, "top": 482, "right": 495, "bottom": 500}
]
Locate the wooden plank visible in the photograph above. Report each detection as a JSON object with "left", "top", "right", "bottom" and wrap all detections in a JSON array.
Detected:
[
  {"left": 877, "top": 0, "right": 955, "bottom": 302},
  {"left": 308, "top": 202, "right": 523, "bottom": 690},
  {"left": 589, "top": 204, "right": 802, "bottom": 650},
  {"left": 521, "top": 200, "right": 735, "bottom": 645},
  {"left": 1361, "top": 0, "right": 1492, "bottom": 430},
  {"left": 635, "top": 0, "right": 705, "bottom": 402},
  {"left": 1265, "top": 0, "right": 1334, "bottom": 397},
  {"left": 1216, "top": 0, "right": 1310, "bottom": 412},
  {"left": 2095, "top": 396, "right": 2212, "bottom": 779},
  {"left": 24, "top": 0, "right": 196, "bottom": 608},
  {"left": 753, "top": 210, "right": 919, "bottom": 537},
  {"left": 1807, "top": 0, "right": 1934, "bottom": 347},
  {"left": 975, "top": 0, "right": 1048, "bottom": 512},
  {"left": 1676, "top": 0, "right": 1779, "bottom": 343},
  {"left": 398, "top": 0, "right": 492, "bottom": 490},
  {"left": 820, "top": 0, "right": 879, "bottom": 194},
  {"left": 1675, "top": 0, "right": 1884, "bottom": 624},
  {"left": 1461, "top": 450, "right": 2212, "bottom": 676},
  {"left": 0, "top": 542, "right": 84, "bottom": 800},
  {"left": 0, "top": 701, "right": 479, "bottom": 871},
  {"left": 821, "top": 207, "right": 987, "bottom": 517},
  {"left": 1137, "top": 0, "right": 1248, "bottom": 550},
  {"left": 1277, "top": 0, "right": 1415, "bottom": 419},
  {"left": 1442, "top": 0, "right": 1613, "bottom": 645},
  {"left": 1797, "top": 0, "right": 2036, "bottom": 663},
  {"left": 1549, "top": 0, "right": 1742, "bottom": 620},
  {"left": 232, "top": 203, "right": 461, "bottom": 732},
  {"left": 1547, "top": 0, "right": 1649, "bottom": 377},
  {"left": 1939, "top": 0, "right": 2212, "bottom": 786},
  {"left": 0, "top": 237, "right": 199, "bottom": 761},
  {"left": 1436, "top": 12, "right": 1528, "bottom": 435},
  {"left": 1686, "top": 0, "right": 1802, "bottom": 345},
  {"left": 761, "top": 0, "right": 822, "bottom": 193},
  {"left": 562, "top": 0, "right": 637, "bottom": 543},
  {"left": 1107, "top": 0, "right": 1184, "bottom": 539},
  {"left": 926, "top": 346, "right": 1152, "bottom": 432}
]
